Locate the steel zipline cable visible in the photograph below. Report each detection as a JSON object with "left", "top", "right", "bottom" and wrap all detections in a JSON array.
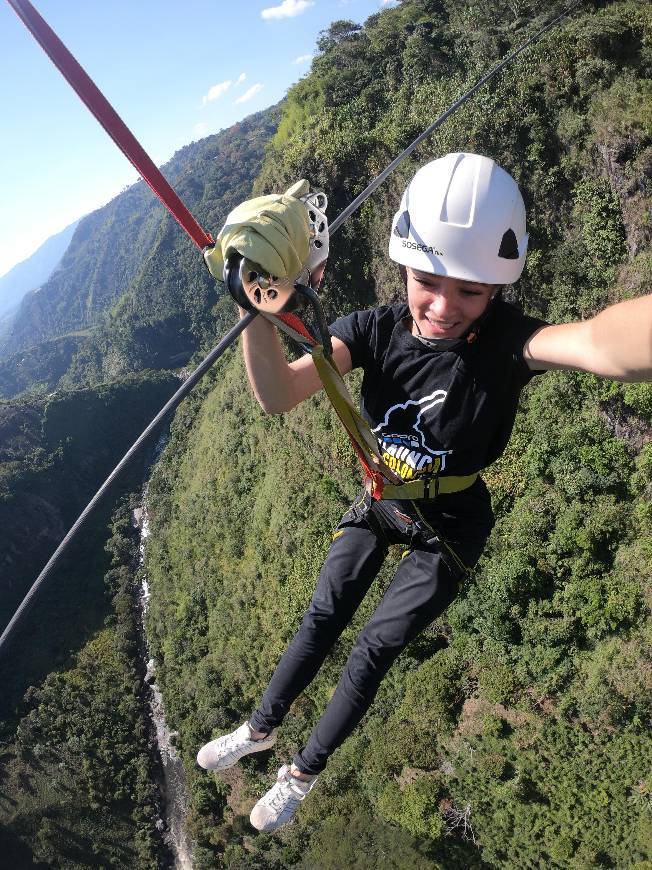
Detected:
[
  {"left": 329, "top": 2, "right": 580, "bottom": 235},
  {"left": 0, "top": 1, "right": 581, "bottom": 656}
]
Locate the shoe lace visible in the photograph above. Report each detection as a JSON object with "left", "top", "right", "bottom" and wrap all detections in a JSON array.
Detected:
[
  {"left": 220, "top": 730, "right": 251, "bottom": 761},
  {"left": 267, "top": 775, "right": 304, "bottom": 813}
]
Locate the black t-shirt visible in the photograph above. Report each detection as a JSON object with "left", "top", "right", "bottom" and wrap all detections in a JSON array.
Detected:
[{"left": 330, "top": 299, "right": 547, "bottom": 537}]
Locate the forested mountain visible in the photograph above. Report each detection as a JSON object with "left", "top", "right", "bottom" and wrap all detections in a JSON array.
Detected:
[
  {"left": 0, "top": 374, "right": 180, "bottom": 639},
  {"left": 0, "top": 102, "right": 279, "bottom": 867},
  {"left": 0, "top": 334, "right": 88, "bottom": 399},
  {"left": 0, "top": 106, "right": 280, "bottom": 389},
  {"left": 0, "top": 218, "right": 79, "bottom": 319},
  {"left": 1, "top": 0, "right": 651, "bottom": 867}
]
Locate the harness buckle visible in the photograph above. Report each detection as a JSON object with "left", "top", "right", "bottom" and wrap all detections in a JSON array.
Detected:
[{"left": 420, "top": 472, "right": 440, "bottom": 500}]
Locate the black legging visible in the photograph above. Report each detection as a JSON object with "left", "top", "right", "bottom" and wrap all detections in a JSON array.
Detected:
[{"left": 249, "top": 495, "right": 490, "bottom": 775}]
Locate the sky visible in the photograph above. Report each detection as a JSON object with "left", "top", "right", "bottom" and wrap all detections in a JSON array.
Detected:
[{"left": 0, "top": 0, "right": 397, "bottom": 279}]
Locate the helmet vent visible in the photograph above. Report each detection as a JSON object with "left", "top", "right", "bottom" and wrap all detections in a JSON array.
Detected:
[
  {"left": 393, "top": 210, "right": 411, "bottom": 239},
  {"left": 498, "top": 228, "right": 519, "bottom": 259}
]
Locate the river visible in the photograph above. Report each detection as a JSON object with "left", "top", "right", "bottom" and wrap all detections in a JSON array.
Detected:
[{"left": 133, "top": 495, "right": 194, "bottom": 870}]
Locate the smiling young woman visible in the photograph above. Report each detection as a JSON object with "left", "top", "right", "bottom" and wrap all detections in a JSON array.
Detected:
[{"left": 198, "top": 152, "right": 652, "bottom": 832}]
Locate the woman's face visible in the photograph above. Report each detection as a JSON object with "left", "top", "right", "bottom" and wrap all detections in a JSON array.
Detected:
[{"left": 406, "top": 267, "right": 496, "bottom": 339}]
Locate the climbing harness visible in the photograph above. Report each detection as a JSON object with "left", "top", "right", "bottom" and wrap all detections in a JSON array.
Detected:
[
  {"left": 0, "top": 0, "right": 581, "bottom": 654},
  {"left": 379, "top": 474, "right": 479, "bottom": 501}
]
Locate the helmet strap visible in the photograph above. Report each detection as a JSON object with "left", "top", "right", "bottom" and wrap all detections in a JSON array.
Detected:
[{"left": 465, "top": 289, "right": 502, "bottom": 343}]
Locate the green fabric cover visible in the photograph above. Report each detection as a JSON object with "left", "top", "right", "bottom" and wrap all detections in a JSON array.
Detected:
[{"left": 204, "top": 180, "right": 310, "bottom": 281}]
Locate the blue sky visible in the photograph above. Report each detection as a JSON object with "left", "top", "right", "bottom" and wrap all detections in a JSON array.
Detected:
[{"left": 0, "top": 0, "right": 397, "bottom": 278}]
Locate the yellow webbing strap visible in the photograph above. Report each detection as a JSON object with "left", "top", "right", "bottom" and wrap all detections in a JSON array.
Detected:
[
  {"left": 311, "top": 345, "right": 403, "bottom": 484},
  {"left": 380, "top": 473, "right": 478, "bottom": 500}
]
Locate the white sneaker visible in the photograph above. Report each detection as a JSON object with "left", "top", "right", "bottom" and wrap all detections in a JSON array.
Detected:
[
  {"left": 196, "top": 722, "right": 277, "bottom": 771},
  {"left": 250, "top": 764, "right": 318, "bottom": 832}
]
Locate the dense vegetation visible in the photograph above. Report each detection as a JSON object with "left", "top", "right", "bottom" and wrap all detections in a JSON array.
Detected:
[
  {"left": 0, "top": 333, "right": 88, "bottom": 400},
  {"left": 0, "top": 371, "right": 178, "bottom": 652},
  {"left": 0, "top": 498, "right": 167, "bottom": 868},
  {"left": 143, "top": 1, "right": 652, "bottom": 867},
  {"left": 1, "top": 0, "right": 651, "bottom": 866}
]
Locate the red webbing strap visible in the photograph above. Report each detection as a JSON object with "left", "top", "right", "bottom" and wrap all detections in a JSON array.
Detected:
[
  {"left": 8, "top": 0, "right": 214, "bottom": 251},
  {"left": 344, "top": 436, "right": 386, "bottom": 499},
  {"left": 268, "top": 311, "right": 318, "bottom": 346}
]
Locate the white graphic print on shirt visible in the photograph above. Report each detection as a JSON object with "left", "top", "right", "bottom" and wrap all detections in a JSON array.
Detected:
[{"left": 371, "top": 390, "right": 453, "bottom": 480}]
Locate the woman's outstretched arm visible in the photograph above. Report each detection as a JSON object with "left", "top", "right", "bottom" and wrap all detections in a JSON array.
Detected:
[{"left": 524, "top": 294, "right": 652, "bottom": 382}]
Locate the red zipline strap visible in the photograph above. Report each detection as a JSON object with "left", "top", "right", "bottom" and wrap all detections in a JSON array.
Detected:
[
  {"left": 266, "top": 311, "right": 318, "bottom": 346},
  {"left": 8, "top": 0, "right": 214, "bottom": 251}
]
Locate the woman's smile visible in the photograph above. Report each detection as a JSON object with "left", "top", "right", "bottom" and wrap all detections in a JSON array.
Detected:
[{"left": 406, "top": 267, "right": 496, "bottom": 339}]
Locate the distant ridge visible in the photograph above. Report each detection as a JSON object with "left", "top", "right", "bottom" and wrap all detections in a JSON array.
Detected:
[
  {"left": 0, "top": 218, "right": 80, "bottom": 319},
  {"left": 0, "top": 106, "right": 279, "bottom": 363}
]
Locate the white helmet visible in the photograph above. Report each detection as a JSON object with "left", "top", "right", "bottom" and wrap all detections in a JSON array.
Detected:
[{"left": 388, "top": 153, "right": 528, "bottom": 285}]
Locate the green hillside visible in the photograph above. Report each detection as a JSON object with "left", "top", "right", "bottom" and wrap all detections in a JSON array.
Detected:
[
  {"left": 0, "top": 373, "right": 179, "bottom": 683},
  {"left": 0, "top": 498, "right": 167, "bottom": 869},
  {"left": 143, "top": 2, "right": 652, "bottom": 867},
  {"left": 0, "top": 106, "right": 279, "bottom": 389}
]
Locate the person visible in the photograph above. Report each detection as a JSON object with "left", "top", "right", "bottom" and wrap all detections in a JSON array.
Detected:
[{"left": 197, "top": 153, "right": 652, "bottom": 832}]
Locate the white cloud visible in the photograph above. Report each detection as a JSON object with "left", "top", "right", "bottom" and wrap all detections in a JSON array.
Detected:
[
  {"left": 194, "top": 122, "right": 208, "bottom": 138},
  {"left": 380, "top": 0, "right": 398, "bottom": 5},
  {"left": 293, "top": 53, "right": 313, "bottom": 64},
  {"left": 201, "top": 80, "right": 232, "bottom": 106},
  {"left": 234, "top": 83, "right": 264, "bottom": 104},
  {"left": 261, "top": 0, "right": 314, "bottom": 20},
  {"left": 236, "top": 72, "right": 247, "bottom": 85}
]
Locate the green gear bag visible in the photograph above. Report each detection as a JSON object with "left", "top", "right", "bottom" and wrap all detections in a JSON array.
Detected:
[{"left": 204, "top": 180, "right": 311, "bottom": 282}]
